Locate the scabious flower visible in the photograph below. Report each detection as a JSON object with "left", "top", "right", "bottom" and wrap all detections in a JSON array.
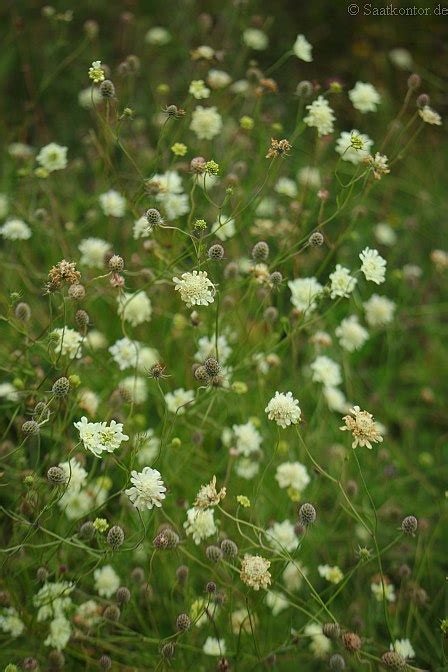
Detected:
[
  {"left": 194, "top": 476, "right": 226, "bottom": 509},
  {"left": 275, "top": 461, "right": 310, "bottom": 493},
  {"left": 265, "top": 391, "right": 301, "bottom": 428},
  {"left": 318, "top": 564, "right": 344, "bottom": 584},
  {"left": 374, "top": 222, "right": 396, "bottom": 246},
  {"left": 371, "top": 580, "right": 396, "bottom": 602},
  {"left": 232, "top": 421, "right": 262, "bottom": 456},
  {"left": 94, "top": 565, "right": 120, "bottom": 598},
  {"left": 323, "top": 386, "right": 349, "bottom": 413},
  {"left": 0, "top": 218, "right": 31, "bottom": 240},
  {"left": 184, "top": 507, "right": 217, "bottom": 544},
  {"left": 173, "top": 270, "right": 215, "bottom": 307},
  {"left": 311, "top": 356, "right": 342, "bottom": 387},
  {"left": 304, "top": 96, "right": 335, "bottom": 136},
  {"left": 211, "top": 217, "right": 235, "bottom": 241},
  {"left": 34, "top": 581, "right": 74, "bottom": 621},
  {"left": 363, "top": 294, "right": 395, "bottom": 327},
  {"left": 349, "top": 82, "right": 381, "bottom": 113},
  {"left": 44, "top": 616, "right": 71, "bottom": 650},
  {"left": 266, "top": 591, "right": 289, "bottom": 616},
  {"left": 267, "top": 520, "right": 298, "bottom": 552},
  {"left": 207, "top": 69, "right": 231, "bottom": 89},
  {"left": 0, "top": 382, "right": 20, "bottom": 402},
  {"left": 275, "top": 176, "right": 298, "bottom": 198},
  {"left": 78, "top": 237, "right": 110, "bottom": 267},
  {"left": 36, "top": 143, "right": 68, "bottom": 172},
  {"left": 293, "top": 34, "right": 313, "bottom": 61},
  {"left": 359, "top": 247, "right": 387, "bottom": 284},
  {"left": 51, "top": 327, "right": 83, "bottom": 359},
  {"left": 189, "top": 79, "right": 211, "bottom": 99},
  {"left": 304, "top": 623, "right": 331, "bottom": 658},
  {"left": 58, "top": 458, "right": 87, "bottom": 492},
  {"left": 288, "top": 277, "right": 323, "bottom": 312},
  {"left": 145, "top": 26, "right": 171, "bottom": 45},
  {"left": 74, "top": 416, "right": 129, "bottom": 457},
  {"left": 120, "top": 375, "right": 148, "bottom": 403},
  {"left": 329, "top": 265, "right": 357, "bottom": 298},
  {"left": 298, "top": 166, "right": 321, "bottom": 188},
  {"left": 419, "top": 105, "right": 442, "bottom": 125},
  {"left": 165, "top": 387, "right": 195, "bottom": 414},
  {"left": 243, "top": 27, "right": 268, "bottom": 50},
  {"left": 99, "top": 189, "right": 126, "bottom": 217},
  {"left": 340, "top": 406, "right": 383, "bottom": 449},
  {"left": 117, "top": 291, "right": 152, "bottom": 326},
  {"left": 336, "top": 130, "right": 373, "bottom": 164},
  {"left": 125, "top": 467, "right": 166, "bottom": 510},
  {"left": 391, "top": 639, "right": 415, "bottom": 659},
  {"left": 88, "top": 60, "right": 105, "bottom": 83},
  {"left": 109, "top": 337, "right": 140, "bottom": 370},
  {"left": 365, "top": 152, "right": 390, "bottom": 180},
  {"left": 240, "top": 554, "right": 271, "bottom": 590},
  {"left": 190, "top": 106, "right": 223, "bottom": 140},
  {"left": 336, "top": 316, "right": 369, "bottom": 352},
  {"left": 0, "top": 608, "right": 25, "bottom": 637},
  {"left": 231, "top": 607, "right": 254, "bottom": 634},
  {"left": 203, "top": 637, "right": 226, "bottom": 656}
]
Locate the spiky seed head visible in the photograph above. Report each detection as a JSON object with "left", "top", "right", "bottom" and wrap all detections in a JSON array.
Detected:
[
  {"left": 52, "top": 376, "right": 70, "bottom": 397},
  {"left": 206, "top": 581, "right": 216, "bottom": 593},
  {"left": 298, "top": 502, "right": 316, "bottom": 526},
  {"left": 269, "top": 271, "right": 283, "bottom": 287},
  {"left": 107, "top": 525, "right": 125, "bottom": 549},
  {"left": 176, "top": 613, "right": 191, "bottom": 631},
  {"left": 252, "top": 241, "right": 270, "bottom": 261},
  {"left": 401, "top": 515, "right": 418, "bottom": 535},
  {"left": 161, "top": 642, "right": 175, "bottom": 659},
  {"left": 145, "top": 208, "right": 163, "bottom": 226},
  {"left": 47, "top": 466, "right": 67, "bottom": 485},
  {"left": 194, "top": 365, "right": 209, "bottom": 382}
]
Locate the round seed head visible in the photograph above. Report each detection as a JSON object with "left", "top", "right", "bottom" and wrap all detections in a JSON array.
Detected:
[
  {"left": 204, "top": 357, "right": 220, "bottom": 376},
  {"left": 252, "top": 241, "right": 270, "bottom": 261},
  {"left": 407, "top": 73, "right": 421, "bottom": 90},
  {"left": 417, "top": 93, "right": 430, "bottom": 108},
  {"left": 22, "top": 420, "right": 40, "bottom": 435},
  {"left": 381, "top": 651, "right": 407, "bottom": 669},
  {"left": 36, "top": 566, "right": 49, "bottom": 582},
  {"left": 161, "top": 642, "right": 175, "bottom": 659},
  {"left": 47, "top": 466, "right": 67, "bottom": 485},
  {"left": 298, "top": 502, "right": 316, "bottom": 526},
  {"left": 23, "top": 659, "right": 38, "bottom": 671},
  {"left": 296, "top": 80, "right": 313, "bottom": 97},
  {"left": 206, "top": 581, "right": 216, "bottom": 593},
  {"left": 116, "top": 586, "right": 131, "bottom": 604},
  {"left": 103, "top": 604, "right": 121, "bottom": 621},
  {"left": 176, "top": 613, "right": 191, "bottom": 631},
  {"left": 15, "top": 302, "right": 31, "bottom": 321},
  {"left": 309, "top": 231, "right": 324, "bottom": 247},
  {"left": 154, "top": 528, "right": 179, "bottom": 550},
  {"left": 329, "top": 654, "right": 346, "bottom": 671},
  {"left": 48, "top": 650, "right": 65, "bottom": 670},
  {"left": 323, "top": 622, "right": 341, "bottom": 639},
  {"left": 145, "top": 208, "right": 163, "bottom": 226},
  {"left": 206, "top": 545, "right": 223, "bottom": 563},
  {"left": 342, "top": 632, "right": 362, "bottom": 653},
  {"left": 208, "top": 243, "right": 225, "bottom": 260},
  {"left": 68, "top": 283, "right": 86, "bottom": 301},
  {"left": 108, "top": 254, "right": 124, "bottom": 272},
  {"left": 176, "top": 565, "right": 189, "bottom": 584},
  {"left": 79, "top": 521, "right": 95, "bottom": 540},
  {"left": 100, "top": 79, "right": 115, "bottom": 98},
  {"left": 264, "top": 306, "right": 279, "bottom": 322},
  {"left": 269, "top": 271, "right": 282, "bottom": 287},
  {"left": 75, "top": 309, "right": 90, "bottom": 330},
  {"left": 99, "top": 655, "right": 112, "bottom": 670},
  {"left": 107, "top": 525, "right": 125, "bottom": 549},
  {"left": 220, "top": 538, "right": 238, "bottom": 558},
  {"left": 52, "top": 376, "right": 70, "bottom": 397},
  {"left": 401, "top": 515, "right": 418, "bottom": 535},
  {"left": 190, "top": 156, "right": 206, "bottom": 173},
  {"left": 194, "top": 365, "right": 209, "bottom": 383},
  {"left": 224, "top": 261, "right": 239, "bottom": 279}
]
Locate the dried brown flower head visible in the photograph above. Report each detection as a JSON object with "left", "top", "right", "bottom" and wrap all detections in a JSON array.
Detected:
[{"left": 266, "top": 138, "right": 292, "bottom": 159}]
